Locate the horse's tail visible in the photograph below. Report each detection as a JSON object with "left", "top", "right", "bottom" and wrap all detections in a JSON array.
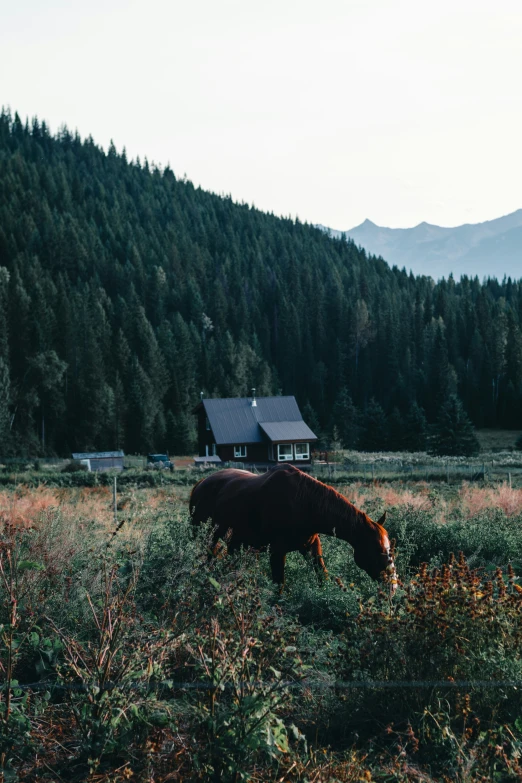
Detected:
[
  {"left": 189, "top": 476, "right": 207, "bottom": 518},
  {"left": 189, "top": 471, "right": 228, "bottom": 525}
]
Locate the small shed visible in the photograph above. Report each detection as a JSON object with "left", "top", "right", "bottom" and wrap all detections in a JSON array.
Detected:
[{"left": 71, "top": 451, "right": 125, "bottom": 472}]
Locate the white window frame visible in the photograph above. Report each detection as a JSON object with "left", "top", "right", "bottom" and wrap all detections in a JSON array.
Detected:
[
  {"left": 294, "top": 442, "right": 310, "bottom": 460},
  {"left": 277, "top": 443, "right": 293, "bottom": 461},
  {"left": 234, "top": 445, "right": 247, "bottom": 458},
  {"left": 212, "top": 443, "right": 217, "bottom": 456}
]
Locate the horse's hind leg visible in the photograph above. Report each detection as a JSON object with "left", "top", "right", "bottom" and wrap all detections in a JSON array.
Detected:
[
  {"left": 301, "top": 535, "right": 328, "bottom": 583},
  {"left": 210, "top": 526, "right": 233, "bottom": 559}
]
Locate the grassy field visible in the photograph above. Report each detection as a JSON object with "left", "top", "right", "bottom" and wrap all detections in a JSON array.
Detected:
[
  {"left": 3, "top": 477, "right": 522, "bottom": 780},
  {"left": 476, "top": 429, "right": 522, "bottom": 452}
]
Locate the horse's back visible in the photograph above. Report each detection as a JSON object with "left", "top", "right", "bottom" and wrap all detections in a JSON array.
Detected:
[{"left": 190, "top": 465, "right": 304, "bottom": 543}]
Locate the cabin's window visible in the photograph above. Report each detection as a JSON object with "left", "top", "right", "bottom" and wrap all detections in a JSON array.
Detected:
[
  {"left": 205, "top": 416, "right": 211, "bottom": 431},
  {"left": 234, "top": 445, "right": 247, "bottom": 458},
  {"left": 295, "top": 443, "right": 310, "bottom": 460},
  {"left": 277, "top": 443, "right": 293, "bottom": 461},
  {"left": 212, "top": 443, "right": 217, "bottom": 456}
]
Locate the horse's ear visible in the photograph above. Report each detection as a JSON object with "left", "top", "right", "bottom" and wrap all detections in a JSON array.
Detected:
[{"left": 377, "top": 511, "right": 387, "bottom": 527}]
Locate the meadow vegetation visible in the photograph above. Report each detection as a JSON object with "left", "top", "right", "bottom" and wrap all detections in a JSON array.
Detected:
[{"left": 3, "top": 479, "right": 522, "bottom": 781}]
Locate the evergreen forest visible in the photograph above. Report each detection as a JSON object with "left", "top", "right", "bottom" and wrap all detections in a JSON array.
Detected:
[{"left": 1, "top": 108, "right": 521, "bottom": 456}]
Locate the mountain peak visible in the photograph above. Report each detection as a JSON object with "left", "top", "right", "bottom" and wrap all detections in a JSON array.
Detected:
[
  {"left": 353, "top": 218, "right": 378, "bottom": 230},
  {"left": 322, "top": 209, "right": 522, "bottom": 280}
]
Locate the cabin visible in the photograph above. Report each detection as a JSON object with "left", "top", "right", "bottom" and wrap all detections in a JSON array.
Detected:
[
  {"left": 71, "top": 451, "right": 125, "bottom": 472},
  {"left": 192, "top": 391, "right": 317, "bottom": 469}
]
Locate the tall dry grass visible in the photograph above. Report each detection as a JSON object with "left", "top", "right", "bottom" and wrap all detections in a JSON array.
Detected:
[
  {"left": 341, "top": 482, "right": 433, "bottom": 512},
  {"left": 459, "top": 481, "right": 522, "bottom": 518},
  {"left": 3, "top": 480, "right": 521, "bottom": 552},
  {"left": 338, "top": 480, "right": 522, "bottom": 522},
  {"left": 0, "top": 485, "right": 189, "bottom": 567}
]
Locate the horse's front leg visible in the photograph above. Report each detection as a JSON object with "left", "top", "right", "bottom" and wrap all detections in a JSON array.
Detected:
[
  {"left": 300, "top": 535, "right": 328, "bottom": 583},
  {"left": 269, "top": 548, "right": 287, "bottom": 590}
]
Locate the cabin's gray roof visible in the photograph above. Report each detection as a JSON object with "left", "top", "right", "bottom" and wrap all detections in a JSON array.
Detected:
[
  {"left": 259, "top": 420, "right": 317, "bottom": 442},
  {"left": 202, "top": 396, "right": 317, "bottom": 445},
  {"left": 72, "top": 451, "right": 124, "bottom": 460}
]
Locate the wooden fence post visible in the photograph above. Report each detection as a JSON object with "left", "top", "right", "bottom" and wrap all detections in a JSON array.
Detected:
[{"left": 113, "top": 475, "right": 117, "bottom": 525}]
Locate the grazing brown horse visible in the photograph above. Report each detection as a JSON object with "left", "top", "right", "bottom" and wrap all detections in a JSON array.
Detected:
[{"left": 190, "top": 464, "right": 397, "bottom": 589}]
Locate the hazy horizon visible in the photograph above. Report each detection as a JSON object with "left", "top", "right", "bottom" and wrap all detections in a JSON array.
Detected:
[
  {"left": 2, "top": 0, "right": 522, "bottom": 230},
  {"left": 330, "top": 208, "right": 522, "bottom": 232}
]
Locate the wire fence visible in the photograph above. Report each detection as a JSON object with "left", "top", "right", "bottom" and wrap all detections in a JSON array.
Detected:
[
  {"left": 313, "top": 462, "right": 485, "bottom": 482},
  {"left": 1, "top": 456, "right": 521, "bottom": 486},
  {"left": 311, "top": 461, "right": 522, "bottom": 486}
]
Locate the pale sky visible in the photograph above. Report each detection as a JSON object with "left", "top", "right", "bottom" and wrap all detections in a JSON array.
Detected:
[{"left": 1, "top": 0, "right": 522, "bottom": 230}]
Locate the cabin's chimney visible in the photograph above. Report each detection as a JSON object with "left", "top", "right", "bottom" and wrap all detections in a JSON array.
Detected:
[
  {"left": 251, "top": 388, "right": 257, "bottom": 407},
  {"left": 200, "top": 391, "right": 204, "bottom": 401}
]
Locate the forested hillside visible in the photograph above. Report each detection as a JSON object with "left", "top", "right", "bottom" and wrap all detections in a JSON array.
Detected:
[{"left": 0, "top": 109, "right": 521, "bottom": 455}]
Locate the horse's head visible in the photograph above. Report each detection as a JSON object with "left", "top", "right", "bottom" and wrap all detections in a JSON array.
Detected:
[{"left": 353, "top": 512, "right": 397, "bottom": 592}]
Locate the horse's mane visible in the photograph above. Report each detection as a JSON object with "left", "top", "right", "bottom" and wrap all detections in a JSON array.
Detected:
[{"left": 294, "top": 469, "right": 382, "bottom": 540}]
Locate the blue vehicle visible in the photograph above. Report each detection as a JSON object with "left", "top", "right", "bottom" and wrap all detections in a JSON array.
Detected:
[{"left": 146, "top": 453, "right": 174, "bottom": 471}]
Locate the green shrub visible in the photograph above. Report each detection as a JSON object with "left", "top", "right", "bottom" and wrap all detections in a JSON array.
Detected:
[
  {"left": 184, "top": 573, "right": 307, "bottom": 781},
  {"left": 386, "top": 506, "right": 522, "bottom": 574},
  {"left": 61, "top": 459, "right": 87, "bottom": 473}
]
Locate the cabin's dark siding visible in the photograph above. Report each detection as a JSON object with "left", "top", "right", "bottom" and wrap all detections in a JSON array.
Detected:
[
  {"left": 217, "top": 443, "right": 271, "bottom": 463},
  {"left": 217, "top": 443, "right": 311, "bottom": 466},
  {"left": 196, "top": 409, "right": 216, "bottom": 457}
]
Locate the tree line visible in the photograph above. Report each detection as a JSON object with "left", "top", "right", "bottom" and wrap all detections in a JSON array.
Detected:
[{"left": 0, "top": 109, "right": 521, "bottom": 456}]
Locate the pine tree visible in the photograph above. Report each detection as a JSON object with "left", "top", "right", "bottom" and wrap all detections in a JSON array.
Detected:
[
  {"left": 0, "top": 357, "right": 11, "bottom": 450},
  {"left": 359, "top": 399, "right": 388, "bottom": 452},
  {"left": 302, "top": 402, "right": 322, "bottom": 447},
  {"left": 125, "top": 359, "right": 157, "bottom": 453},
  {"left": 402, "top": 403, "right": 428, "bottom": 452},
  {"left": 430, "top": 395, "right": 480, "bottom": 456},
  {"left": 0, "top": 267, "right": 9, "bottom": 361},
  {"left": 350, "top": 299, "right": 373, "bottom": 377},
  {"left": 169, "top": 411, "right": 196, "bottom": 455},
  {"left": 331, "top": 388, "right": 360, "bottom": 449},
  {"left": 387, "top": 407, "right": 405, "bottom": 451}
]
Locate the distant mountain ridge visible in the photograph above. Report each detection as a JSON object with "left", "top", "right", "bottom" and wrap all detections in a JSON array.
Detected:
[{"left": 318, "top": 210, "right": 522, "bottom": 280}]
